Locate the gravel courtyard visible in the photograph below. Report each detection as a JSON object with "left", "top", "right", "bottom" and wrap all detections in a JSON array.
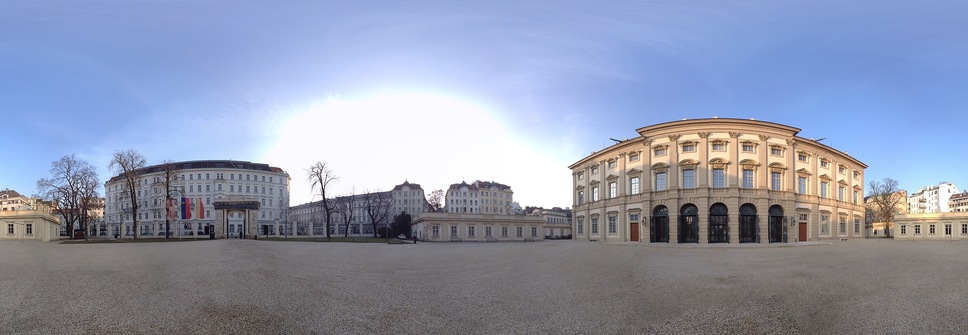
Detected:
[{"left": 1, "top": 238, "right": 966, "bottom": 334}]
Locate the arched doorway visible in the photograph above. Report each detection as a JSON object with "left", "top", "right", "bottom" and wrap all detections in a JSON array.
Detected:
[
  {"left": 739, "top": 204, "right": 757, "bottom": 243},
  {"left": 709, "top": 203, "right": 729, "bottom": 243},
  {"left": 769, "top": 205, "right": 784, "bottom": 243},
  {"left": 679, "top": 204, "right": 699, "bottom": 243},
  {"left": 651, "top": 206, "right": 669, "bottom": 243}
]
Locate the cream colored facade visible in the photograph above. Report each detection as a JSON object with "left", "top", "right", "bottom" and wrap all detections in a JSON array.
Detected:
[
  {"left": 1, "top": 190, "right": 61, "bottom": 242},
  {"left": 864, "top": 191, "right": 907, "bottom": 237},
  {"left": 569, "top": 118, "right": 867, "bottom": 244},
  {"left": 894, "top": 212, "right": 968, "bottom": 240},
  {"left": 392, "top": 181, "right": 427, "bottom": 216},
  {"left": 446, "top": 181, "right": 513, "bottom": 214},
  {"left": 412, "top": 212, "right": 544, "bottom": 241}
]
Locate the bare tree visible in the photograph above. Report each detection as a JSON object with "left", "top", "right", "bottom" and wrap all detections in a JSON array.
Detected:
[
  {"left": 335, "top": 189, "right": 356, "bottom": 237},
  {"left": 109, "top": 149, "right": 147, "bottom": 239},
  {"left": 77, "top": 167, "right": 101, "bottom": 241},
  {"left": 362, "top": 189, "right": 393, "bottom": 238},
  {"left": 154, "top": 161, "right": 181, "bottom": 240},
  {"left": 307, "top": 161, "right": 338, "bottom": 238},
  {"left": 867, "top": 178, "right": 904, "bottom": 237},
  {"left": 37, "top": 155, "right": 100, "bottom": 240},
  {"left": 426, "top": 189, "right": 445, "bottom": 212}
]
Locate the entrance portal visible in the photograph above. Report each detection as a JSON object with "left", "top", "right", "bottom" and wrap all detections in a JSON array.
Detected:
[
  {"left": 709, "top": 203, "right": 728, "bottom": 243},
  {"left": 739, "top": 204, "right": 757, "bottom": 243},
  {"left": 651, "top": 206, "right": 669, "bottom": 243},
  {"left": 799, "top": 221, "right": 808, "bottom": 242},
  {"left": 630, "top": 223, "right": 639, "bottom": 242},
  {"left": 679, "top": 204, "right": 699, "bottom": 243},
  {"left": 769, "top": 206, "right": 784, "bottom": 243}
]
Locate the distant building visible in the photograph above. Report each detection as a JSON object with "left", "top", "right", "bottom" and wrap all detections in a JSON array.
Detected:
[
  {"left": 864, "top": 191, "right": 907, "bottom": 237},
  {"left": 445, "top": 180, "right": 514, "bottom": 214},
  {"left": 948, "top": 192, "right": 968, "bottom": 213},
  {"left": 907, "top": 182, "right": 959, "bottom": 214},
  {"left": 55, "top": 197, "right": 106, "bottom": 237},
  {"left": 528, "top": 207, "right": 573, "bottom": 238},
  {"left": 411, "top": 212, "right": 544, "bottom": 241},
  {"left": 894, "top": 212, "right": 968, "bottom": 241},
  {"left": 0, "top": 189, "right": 61, "bottom": 242},
  {"left": 104, "top": 160, "right": 291, "bottom": 239},
  {"left": 392, "top": 181, "right": 428, "bottom": 216}
]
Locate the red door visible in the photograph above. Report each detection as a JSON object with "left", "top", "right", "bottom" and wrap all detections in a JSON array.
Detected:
[
  {"left": 799, "top": 222, "right": 808, "bottom": 241},
  {"left": 630, "top": 223, "right": 640, "bottom": 242}
]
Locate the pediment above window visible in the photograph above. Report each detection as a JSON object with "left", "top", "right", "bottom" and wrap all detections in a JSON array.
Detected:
[
  {"left": 589, "top": 180, "right": 601, "bottom": 185},
  {"left": 819, "top": 174, "right": 832, "bottom": 181},
  {"left": 796, "top": 168, "right": 812, "bottom": 176},
  {"left": 708, "top": 158, "right": 730, "bottom": 169},
  {"left": 627, "top": 168, "right": 643, "bottom": 175},
  {"left": 606, "top": 174, "right": 619, "bottom": 181},
  {"left": 853, "top": 185, "right": 862, "bottom": 190},
  {"left": 838, "top": 179, "right": 849, "bottom": 186},
  {"left": 576, "top": 185, "right": 585, "bottom": 190},
  {"left": 739, "top": 159, "right": 759, "bottom": 167},
  {"left": 679, "top": 159, "right": 700, "bottom": 168},
  {"left": 652, "top": 162, "right": 669, "bottom": 171},
  {"left": 768, "top": 162, "right": 787, "bottom": 170}
]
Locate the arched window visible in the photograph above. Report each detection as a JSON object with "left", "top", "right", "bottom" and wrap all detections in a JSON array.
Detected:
[
  {"left": 679, "top": 204, "right": 699, "bottom": 243},
  {"left": 651, "top": 206, "right": 669, "bottom": 243},
  {"left": 739, "top": 204, "right": 757, "bottom": 243},
  {"left": 710, "top": 203, "right": 729, "bottom": 243},
  {"left": 769, "top": 205, "right": 784, "bottom": 243}
]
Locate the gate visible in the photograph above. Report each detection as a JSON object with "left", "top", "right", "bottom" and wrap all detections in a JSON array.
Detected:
[
  {"left": 769, "top": 206, "right": 784, "bottom": 243},
  {"left": 709, "top": 203, "right": 729, "bottom": 243},
  {"left": 679, "top": 204, "right": 699, "bottom": 243},
  {"left": 651, "top": 206, "right": 669, "bottom": 243},
  {"left": 739, "top": 204, "right": 757, "bottom": 243}
]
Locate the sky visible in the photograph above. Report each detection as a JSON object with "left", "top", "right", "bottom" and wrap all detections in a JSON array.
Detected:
[{"left": 2, "top": 0, "right": 967, "bottom": 207}]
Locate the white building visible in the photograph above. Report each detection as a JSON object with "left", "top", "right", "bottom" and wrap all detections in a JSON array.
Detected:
[
  {"left": 948, "top": 192, "right": 968, "bottom": 213},
  {"left": 392, "top": 181, "right": 427, "bottom": 216},
  {"left": 446, "top": 180, "right": 514, "bottom": 214},
  {"left": 1, "top": 189, "right": 61, "bottom": 242},
  {"left": 104, "top": 160, "right": 291, "bottom": 239},
  {"left": 529, "top": 207, "right": 573, "bottom": 238},
  {"left": 907, "top": 182, "right": 960, "bottom": 214}
]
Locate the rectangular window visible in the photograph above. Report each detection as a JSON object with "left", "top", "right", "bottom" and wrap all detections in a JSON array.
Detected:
[
  {"left": 854, "top": 218, "right": 860, "bottom": 234},
  {"left": 715, "top": 169, "right": 727, "bottom": 188},
  {"left": 743, "top": 169, "right": 753, "bottom": 188},
  {"left": 516, "top": 227, "right": 523, "bottom": 237},
  {"left": 577, "top": 218, "right": 584, "bottom": 235},
  {"left": 742, "top": 143, "right": 754, "bottom": 153},
  {"left": 630, "top": 177, "right": 640, "bottom": 194},
  {"left": 821, "top": 182, "right": 829, "bottom": 198},
  {"left": 591, "top": 217, "right": 599, "bottom": 234},
  {"left": 6, "top": 224, "right": 12, "bottom": 234},
  {"left": 629, "top": 153, "right": 639, "bottom": 162},
  {"left": 577, "top": 191, "right": 585, "bottom": 204},
  {"left": 711, "top": 142, "right": 725, "bottom": 151},
  {"left": 853, "top": 190, "right": 859, "bottom": 204},
  {"left": 683, "top": 169, "right": 696, "bottom": 189},
  {"left": 655, "top": 147, "right": 667, "bottom": 156},
  {"left": 592, "top": 187, "right": 600, "bottom": 201},
  {"left": 485, "top": 226, "right": 492, "bottom": 237},
  {"left": 929, "top": 225, "right": 936, "bottom": 235},
  {"left": 771, "top": 147, "right": 782, "bottom": 156},
  {"left": 577, "top": 172, "right": 584, "bottom": 180},
  {"left": 799, "top": 213, "right": 808, "bottom": 222},
  {"left": 820, "top": 160, "right": 829, "bottom": 168},
  {"left": 607, "top": 160, "right": 616, "bottom": 169},
  {"left": 838, "top": 186, "right": 845, "bottom": 201},
  {"left": 630, "top": 213, "right": 639, "bottom": 222},
  {"left": 656, "top": 172, "right": 668, "bottom": 191},
  {"left": 608, "top": 215, "right": 616, "bottom": 234},
  {"left": 945, "top": 224, "right": 952, "bottom": 235},
  {"left": 771, "top": 172, "right": 781, "bottom": 191},
  {"left": 608, "top": 182, "right": 617, "bottom": 198},
  {"left": 465, "top": 226, "right": 475, "bottom": 237},
  {"left": 798, "top": 153, "right": 808, "bottom": 162},
  {"left": 962, "top": 224, "right": 967, "bottom": 235},
  {"left": 914, "top": 225, "right": 921, "bottom": 235},
  {"left": 432, "top": 226, "right": 440, "bottom": 237},
  {"left": 682, "top": 143, "right": 696, "bottom": 152},
  {"left": 501, "top": 227, "right": 508, "bottom": 237},
  {"left": 839, "top": 216, "right": 846, "bottom": 234},
  {"left": 901, "top": 225, "right": 907, "bottom": 235},
  {"left": 591, "top": 166, "right": 598, "bottom": 174},
  {"left": 26, "top": 224, "right": 32, "bottom": 235},
  {"left": 531, "top": 227, "right": 537, "bottom": 237},
  {"left": 798, "top": 177, "right": 807, "bottom": 194}
]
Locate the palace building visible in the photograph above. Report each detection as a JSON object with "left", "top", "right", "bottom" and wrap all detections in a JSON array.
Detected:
[
  {"left": 569, "top": 118, "right": 867, "bottom": 244},
  {"left": 103, "top": 160, "right": 290, "bottom": 239}
]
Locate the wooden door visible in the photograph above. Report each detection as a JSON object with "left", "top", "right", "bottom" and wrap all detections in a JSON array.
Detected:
[
  {"left": 630, "top": 223, "right": 639, "bottom": 242},
  {"left": 799, "top": 222, "right": 807, "bottom": 241}
]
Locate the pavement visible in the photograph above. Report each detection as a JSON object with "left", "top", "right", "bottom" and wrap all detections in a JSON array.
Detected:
[{"left": 1, "top": 238, "right": 965, "bottom": 334}]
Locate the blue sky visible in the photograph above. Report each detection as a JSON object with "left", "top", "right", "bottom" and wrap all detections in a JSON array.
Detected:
[{"left": 2, "top": 0, "right": 966, "bottom": 207}]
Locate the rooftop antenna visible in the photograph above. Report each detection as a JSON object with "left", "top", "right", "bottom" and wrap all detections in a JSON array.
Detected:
[{"left": 609, "top": 138, "right": 622, "bottom": 143}]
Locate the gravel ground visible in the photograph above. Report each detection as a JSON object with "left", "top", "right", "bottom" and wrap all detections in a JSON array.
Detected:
[{"left": 1, "top": 238, "right": 966, "bottom": 334}]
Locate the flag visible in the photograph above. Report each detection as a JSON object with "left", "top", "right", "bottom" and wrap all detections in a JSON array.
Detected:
[
  {"left": 197, "top": 198, "right": 205, "bottom": 219},
  {"left": 181, "top": 198, "right": 192, "bottom": 220}
]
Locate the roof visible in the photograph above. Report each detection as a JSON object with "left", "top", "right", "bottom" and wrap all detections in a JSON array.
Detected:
[
  {"left": 107, "top": 160, "right": 289, "bottom": 183},
  {"left": 0, "top": 189, "right": 24, "bottom": 198},
  {"left": 448, "top": 180, "right": 512, "bottom": 191},
  {"left": 393, "top": 180, "right": 423, "bottom": 191}
]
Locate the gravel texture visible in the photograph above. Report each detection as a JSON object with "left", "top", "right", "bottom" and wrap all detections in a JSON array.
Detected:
[{"left": 1, "top": 238, "right": 966, "bottom": 334}]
